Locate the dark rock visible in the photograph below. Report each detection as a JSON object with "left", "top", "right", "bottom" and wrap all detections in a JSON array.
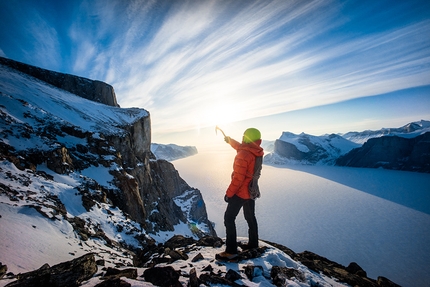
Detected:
[
  {"left": 46, "top": 147, "right": 74, "bottom": 174},
  {"left": 191, "top": 253, "right": 204, "bottom": 262},
  {"left": 96, "top": 259, "right": 105, "bottom": 266},
  {"left": 165, "top": 235, "right": 197, "bottom": 249},
  {"left": 188, "top": 268, "right": 200, "bottom": 287},
  {"left": 346, "top": 262, "right": 367, "bottom": 277},
  {"left": 225, "top": 269, "right": 242, "bottom": 281},
  {"left": 0, "top": 263, "right": 7, "bottom": 279},
  {"left": 6, "top": 253, "right": 97, "bottom": 287},
  {"left": 95, "top": 278, "right": 131, "bottom": 287},
  {"left": 244, "top": 265, "right": 264, "bottom": 280},
  {"left": 237, "top": 246, "right": 268, "bottom": 260},
  {"left": 263, "top": 241, "right": 400, "bottom": 287},
  {"left": 167, "top": 249, "right": 189, "bottom": 261},
  {"left": 202, "top": 264, "right": 213, "bottom": 272},
  {"left": 377, "top": 276, "right": 402, "bottom": 287},
  {"left": 67, "top": 216, "right": 91, "bottom": 241},
  {"left": 196, "top": 236, "right": 224, "bottom": 248},
  {"left": 271, "top": 266, "right": 306, "bottom": 286},
  {"left": 296, "top": 250, "right": 379, "bottom": 287},
  {"left": 336, "top": 132, "right": 430, "bottom": 173},
  {"left": 143, "top": 266, "right": 181, "bottom": 287},
  {"left": 103, "top": 267, "right": 137, "bottom": 280},
  {"left": 132, "top": 239, "right": 160, "bottom": 268},
  {"left": 199, "top": 273, "right": 233, "bottom": 286}
]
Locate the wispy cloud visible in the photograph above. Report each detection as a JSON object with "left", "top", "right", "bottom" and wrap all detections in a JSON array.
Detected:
[
  {"left": 3, "top": 0, "right": 428, "bottom": 134},
  {"left": 102, "top": 1, "right": 428, "bottom": 133}
]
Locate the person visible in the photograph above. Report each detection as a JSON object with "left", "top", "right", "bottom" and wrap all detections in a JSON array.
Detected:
[{"left": 216, "top": 128, "right": 264, "bottom": 260}]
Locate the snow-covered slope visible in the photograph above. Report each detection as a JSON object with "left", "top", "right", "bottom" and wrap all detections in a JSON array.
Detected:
[{"left": 151, "top": 143, "right": 198, "bottom": 161}]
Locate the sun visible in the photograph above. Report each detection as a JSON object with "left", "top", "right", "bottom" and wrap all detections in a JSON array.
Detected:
[{"left": 199, "top": 103, "right": 238, "bottom": 128}]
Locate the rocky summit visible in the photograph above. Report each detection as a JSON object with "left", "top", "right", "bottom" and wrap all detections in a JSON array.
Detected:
[{"left": 0, "top": 235, "right": 400, "bottom": 287}]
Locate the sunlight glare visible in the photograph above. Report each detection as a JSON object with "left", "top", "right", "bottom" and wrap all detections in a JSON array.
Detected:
[{"left": 199, "top": 102, "right": 238, "bottom": 128}]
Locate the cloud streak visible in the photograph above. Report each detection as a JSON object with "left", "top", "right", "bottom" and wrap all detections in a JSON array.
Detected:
[{"left": 1, "top": 0, "right": 429, "bottom": 135}]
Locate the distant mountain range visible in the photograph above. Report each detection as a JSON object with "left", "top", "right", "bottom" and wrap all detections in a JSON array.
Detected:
[
  {"left": 151, "top": 143, "right": 198, "bottom": 161},
  {"left": 265, "top": 120, "right": 430, "bottom": 172},
  {"left": 341, "top": 120, "right": 430, "bottom": 144}
]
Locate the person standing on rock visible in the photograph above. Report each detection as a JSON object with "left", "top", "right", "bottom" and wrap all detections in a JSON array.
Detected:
[{"left": 216, "top": 128, "right": 264, "bottom": 261}]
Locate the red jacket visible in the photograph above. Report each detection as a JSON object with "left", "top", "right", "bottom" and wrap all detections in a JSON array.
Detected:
[{"left": 226, "top": 138, "right": 264, "bottom": 199}]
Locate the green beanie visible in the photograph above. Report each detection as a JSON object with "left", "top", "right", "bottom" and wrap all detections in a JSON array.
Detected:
[{"left": 243, "top": 128, "right": 261, "bottom": 143}]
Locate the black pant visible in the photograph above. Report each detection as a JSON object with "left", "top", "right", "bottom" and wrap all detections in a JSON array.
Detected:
[{"left": 224, "top": 195, "right": 258, "bottom": 254}]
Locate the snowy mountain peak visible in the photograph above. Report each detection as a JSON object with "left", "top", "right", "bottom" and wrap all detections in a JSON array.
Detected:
[
  {"left": 266, "top": 120, "right": 429, "bottom": 170},
  {"left": 266, "top": 131, "right": 360, "bottom": 165}
]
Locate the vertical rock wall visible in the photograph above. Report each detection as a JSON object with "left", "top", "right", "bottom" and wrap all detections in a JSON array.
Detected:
[{"left": 0, "top": 56, "right": 119, "bottom": 107}]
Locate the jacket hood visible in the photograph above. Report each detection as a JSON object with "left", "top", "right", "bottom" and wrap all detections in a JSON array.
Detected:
[{"left": 240, "top": 139, "right": 264, "bottom": 156}]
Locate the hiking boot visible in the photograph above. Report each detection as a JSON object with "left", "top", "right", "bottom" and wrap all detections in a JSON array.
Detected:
[
  {"left": 239, "top": 243, "right": 258, "bottom": 251},
  {"left": 216, "top": 251, "right": 238, "bottom": 261}
]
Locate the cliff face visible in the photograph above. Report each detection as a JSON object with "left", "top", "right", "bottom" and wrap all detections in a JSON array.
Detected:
[
  {"left": 336, "top": 132, "right": 430, "bottom": 172},
  {"left": 0, "top": 59, "right": 216, "bottom": 239},
  {"left": 0, "top": 56, "right": 119, "bottom": 107}
]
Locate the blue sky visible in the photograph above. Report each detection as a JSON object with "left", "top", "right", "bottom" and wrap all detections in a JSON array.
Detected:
[{"left": 1, "top": 0, "right": 429, "bottom": 147}]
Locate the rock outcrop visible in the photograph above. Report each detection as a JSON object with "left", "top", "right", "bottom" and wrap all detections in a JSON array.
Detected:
[
  {"left": 5, "top": 253, "right": 97, "bottom": 287},
  {"left": 336, "top": 132, "right": 430, "bottom": 173},
  {"left": 0, "top": 56, "right": 118, "bottom": 107},
  {"left": 263, "top": 240, "right": 401, "bottom": 287}
]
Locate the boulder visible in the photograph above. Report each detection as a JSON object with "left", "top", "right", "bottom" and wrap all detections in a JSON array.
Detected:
[
  {"left": 271, "top": 266, "right": 306, "bottom": 286},
  {"left": 143, "top": 266, "right": 181, "bottom": 287},
  {"left": 6, "top": 253, "right": 97, "bottom": 287}
]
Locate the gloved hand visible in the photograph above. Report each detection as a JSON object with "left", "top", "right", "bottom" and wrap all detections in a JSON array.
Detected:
[
  {"left": 224, "top": 136, "right": 231, "bottom": 143},
  {"left": 224, "top": 195, "right": 229, "bottom": 202}
]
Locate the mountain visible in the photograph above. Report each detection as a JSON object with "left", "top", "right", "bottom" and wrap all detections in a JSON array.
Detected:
[
  {"left": 151, "top": 143, "right": 198, "bottom": 161},
  {"left": 265, "top": 121, "right": 430, "bottom": 172},
  {"left": 0, "top": 58, "right": 215, "bottom": 245},
  {"left": 342, "top": 120, "right": 430, "bottom": 144},
  {"left": 336, "top": 132, "right": 430, "bottom": 172},
  {"left": 264, "top": 132, "right": 360, "bottom": 165}
]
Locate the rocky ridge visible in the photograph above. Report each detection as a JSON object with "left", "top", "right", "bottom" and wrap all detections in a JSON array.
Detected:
[{"left": 1, "top": 235, "right": 400, "bottom": 287}]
